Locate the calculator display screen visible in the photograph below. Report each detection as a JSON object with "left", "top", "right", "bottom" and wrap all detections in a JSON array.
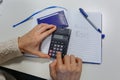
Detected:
[{"left": 53, "top": 34, "right": 64, "bottom": 39}]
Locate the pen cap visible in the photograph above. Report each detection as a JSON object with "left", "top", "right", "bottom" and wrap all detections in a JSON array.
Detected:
[
  {"left": 101, "top": 34, "right": 105, "bottom": 39},
  {"left": 79, "top": 8, "right": 88, "bottom": 18}
]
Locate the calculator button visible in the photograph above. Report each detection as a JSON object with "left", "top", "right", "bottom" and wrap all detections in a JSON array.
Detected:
[
  {"left": 60, "top": 48, "right": 63, "bottom": 51},
  {"left": 54, "top": 44, "right": 57, "bottom": 47},
  {"left": 52, "top": 53, "right": 55, "bottom": 57},
  {"left": 61, "top": 43, "right": 64, "bottom": 45},
  {"left": 51, "top": 44, "right": 54, "bottom": 46},
  {"left": 49, "top": 53, "right": 51, "bottom": 56},
  {"left": 53, "top": 51, "right": 56, "bottom": 53},
  {"left": 60, "top": 45, "right": 64, "bottom": 48},
  {"left": 57, "top": 45, "right": 60, "bottom": 47},
  {"left": 53, "top": 48, "right": 56, "bottom": 50},
  {"left": 57, "top": 48, "right": 59, "bottom": 51},
  {"left": 49, "top": 50, "right": 52, "bottom": 52},
  {"left": 54, "top": 41, "right": 57, "bottom": 43},
  {"left": 58, "top": 41, "right": 60, "bottom": 43}
]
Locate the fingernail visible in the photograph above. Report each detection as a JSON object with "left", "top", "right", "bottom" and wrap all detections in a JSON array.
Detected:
[
  {"left": 57, "top": 51, "right": 61, "bottom": 54},
  {"left": 53, "top": 59, "right": 57, "bottom": 62}
]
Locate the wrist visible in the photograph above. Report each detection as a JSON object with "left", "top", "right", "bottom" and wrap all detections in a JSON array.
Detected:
[{"left": 18, "top": 37, "right": 25, "bottom": 53}]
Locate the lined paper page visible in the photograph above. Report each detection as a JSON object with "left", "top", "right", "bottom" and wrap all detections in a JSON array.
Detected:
[{"left": 67, "top": 10, "right": 102, "bottom": 63}]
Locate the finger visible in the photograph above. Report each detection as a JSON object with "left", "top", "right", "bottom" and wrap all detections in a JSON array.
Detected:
[
  {"left": 33, "top": 51, "right": 50, "bottom": 58},
  {"left": 76, "top": 57, "right": 82, "bottom": 77},
  {"left": 33, "top": 23, "right": 49, "bottom": 31},
  {"left": 70, "top": 55, "right": 76, "bottom": 64},
  {"left": 38, "top": 24, "right": 56, "bottom": 34},
  {"left": 64, "top": 55, "right": 70, "bottom": 66},
  {"left": 56, "top": 52, "right": 63, "bottom": 66},
  {"left": 76, "top": 57, "right": 82, "bottom": 67},
  {"left": 40, "top": 25, "right": 56, "bottom": 38},
  {"left": 49, "top": 60, "right": 57, "bottom": 80}
]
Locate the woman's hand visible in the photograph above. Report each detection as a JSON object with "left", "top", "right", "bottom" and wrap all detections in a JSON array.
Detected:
[
  {"left": 18, "top": 23, "right": 56, "bottom": 58},
  {"left": 49, "top": 52, "right": 82, "bottom": 80}
]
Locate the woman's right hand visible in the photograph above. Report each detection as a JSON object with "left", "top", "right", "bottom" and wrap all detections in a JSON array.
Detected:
[
  {"left": 49, "top": 52, "right": 82, "bottom": 80},
  {"left": 18, "top": 23, "right": 56, "bottom": 58}
]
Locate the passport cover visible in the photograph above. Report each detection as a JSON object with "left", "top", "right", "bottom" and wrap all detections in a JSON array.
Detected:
[{"left": 37, "top": 11, "right": 68, "bottom": 28}]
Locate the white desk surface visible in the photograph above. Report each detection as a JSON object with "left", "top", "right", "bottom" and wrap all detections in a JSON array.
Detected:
[{"left": 0, "top": 0, "right": 120, "bottom": 80}]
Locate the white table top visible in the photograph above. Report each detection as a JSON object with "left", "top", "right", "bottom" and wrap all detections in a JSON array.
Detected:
[{"left": 0, "top": 0, "right": 120, "bottom": 80}]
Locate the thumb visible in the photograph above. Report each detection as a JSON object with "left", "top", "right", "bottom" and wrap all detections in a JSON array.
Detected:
[
  {"left": 33, "top": 51, "right": 50, "bottom": 58},
  {"left": 49, "top": 59, "right": 57, "bottom": 80}
]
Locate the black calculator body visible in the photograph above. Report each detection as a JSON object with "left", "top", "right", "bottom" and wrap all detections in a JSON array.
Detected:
[{"left": 48, "top": 28, "right": 71, "bottom": 58}]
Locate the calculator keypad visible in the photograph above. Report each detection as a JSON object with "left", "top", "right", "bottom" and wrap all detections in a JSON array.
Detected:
[{"left": 48, "top": 40, "right": 65, "bottom": 58}]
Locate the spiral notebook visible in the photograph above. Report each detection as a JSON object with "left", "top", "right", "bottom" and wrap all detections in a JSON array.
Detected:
[
  {"left": 32, "top": 9, "right": 102, "bottom": 64},
  {"left": 66, "top": 10, "right": 102, "bottom": 64}
]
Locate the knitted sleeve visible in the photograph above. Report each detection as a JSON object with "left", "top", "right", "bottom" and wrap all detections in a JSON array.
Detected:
[{"left": 0, "top": 38, "right": 23, "bottom": 64}]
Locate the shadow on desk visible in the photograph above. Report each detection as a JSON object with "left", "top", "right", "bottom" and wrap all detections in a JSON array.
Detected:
[
  {"left": 1, "top": 56, "right": 50, "bottom": 65},
  {"left": 0, "top": 66, "right": 46, "bottom": 80}
]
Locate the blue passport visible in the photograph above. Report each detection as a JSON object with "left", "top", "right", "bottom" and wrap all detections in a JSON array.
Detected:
[{"left": 37, "top": 11, "right": 68, "bottom": 28}]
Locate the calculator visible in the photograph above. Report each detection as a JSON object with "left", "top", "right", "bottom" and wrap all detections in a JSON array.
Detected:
[{"left": 48, "top": 28, "right": 71, "bottom": 58}]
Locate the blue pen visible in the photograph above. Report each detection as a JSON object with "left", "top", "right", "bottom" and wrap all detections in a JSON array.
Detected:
[{"left": 79, "top": 8, "right": 105, "bottom": 39}]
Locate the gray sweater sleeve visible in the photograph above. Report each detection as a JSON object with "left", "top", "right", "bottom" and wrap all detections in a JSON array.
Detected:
[{"left": 0, "top": 38, "right": 23, "bottom": 64}]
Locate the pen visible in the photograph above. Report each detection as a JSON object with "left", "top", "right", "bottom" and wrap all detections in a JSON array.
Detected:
[{"left": 79, "top": 8, "right": 105, "bottom": 39}]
